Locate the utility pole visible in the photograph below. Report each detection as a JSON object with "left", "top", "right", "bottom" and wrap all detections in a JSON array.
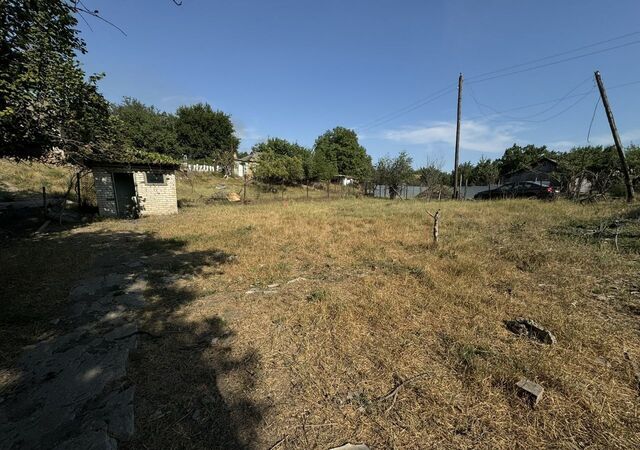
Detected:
[
  {"left": 453, "top": 73, "right": 463, "bottom": 199},
  {"left": 594, "top": 70, "right": 635, "bottom": 202}
]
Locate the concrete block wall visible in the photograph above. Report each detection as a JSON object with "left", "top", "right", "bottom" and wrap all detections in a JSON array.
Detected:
[
  {"left": 93, "top": 169, "right": 118, "bottom": 217},
  {"left": 133, "top": 171, "right": 178, "bottom": 216}
]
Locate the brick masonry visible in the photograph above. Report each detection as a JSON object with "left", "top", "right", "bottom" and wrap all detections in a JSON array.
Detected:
[{"left": 92, "top": 168, "right": 178, "bottom": 217}]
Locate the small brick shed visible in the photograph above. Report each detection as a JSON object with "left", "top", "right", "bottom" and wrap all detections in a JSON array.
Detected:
[{"left": 87, "top": 160, "right": 180, "bottom": 218}]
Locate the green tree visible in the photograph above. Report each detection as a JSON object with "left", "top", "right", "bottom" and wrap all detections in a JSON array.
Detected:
[
  {"left": 312, "top": 127, "right": 372, "bottom": 180},
  {"left": 416, "top": 159, "right": 451, "bottom": 199},
  {"left": 112, "top": 98, "right": 178, "bottom": 157},
  {"left": 311, "top": 148, "right": 338, "bottom": 182},
  {"left": 472, "top": 156, "right": 500, "bottom": 188},
  {"left": 252, "top": 150, "right": 304, "bottom": 185},
  {"left": 175, "top": 103, "right": 239, "bottom": 166},
  {"left": 251, "top": 138, "right": 307, "bottom": 184},
  {"left": 626, "top": 145, "right": 640, "bottom": 190},
  {"left": 498, "top": 144, "right": 555, "bottom": 177},
  {"left": 556, "top": 145, "right": 623, "bottom": 196},
  {"left": 375, "top": 151, "right": 414, "bottom": 199},
  {"left": 0, "top": 0, "right": 112, "bottom": 159},
  {"left": 252, "top": 137, "right": 307, "bottom": 158}
]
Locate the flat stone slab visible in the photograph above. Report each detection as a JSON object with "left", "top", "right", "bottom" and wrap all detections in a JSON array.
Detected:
[
  {"left": 516, "top": 378, "right": 544, "bottom": 406},
  {"left": 0, "top": 271, "right": 146, "bottom": 449}
]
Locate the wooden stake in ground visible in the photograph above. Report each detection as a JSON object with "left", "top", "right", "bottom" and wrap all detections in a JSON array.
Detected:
[
  {"left": 594, "top": 70, "right": 635, "bottom": 203},
  {"left": 426, "top": 209, "right": 440, "bottom": 245}
]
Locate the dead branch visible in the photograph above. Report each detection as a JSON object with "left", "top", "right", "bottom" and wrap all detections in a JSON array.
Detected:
[
  {"left": 377, "top": 372, "right": 429, "bottom": 412},
  {"left": 426, "top": 209, "right": 440, "bottom": 244}
]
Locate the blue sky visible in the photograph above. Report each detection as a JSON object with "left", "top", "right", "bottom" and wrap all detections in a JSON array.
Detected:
[{"left": 76, "top": 0, "right": 640, "bottom": 169}]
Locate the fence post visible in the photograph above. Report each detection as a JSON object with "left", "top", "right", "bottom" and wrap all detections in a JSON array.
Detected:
[
  {"left": 76, "top": 172, "right": 81, "bottom": 206},
  {"left": 42, "top": 186, "right": 46, "bottom": 215}
]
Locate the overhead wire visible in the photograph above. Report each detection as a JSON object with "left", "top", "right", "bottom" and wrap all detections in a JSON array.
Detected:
[{"left": 355, "top": 31, "right": 640, "bottom": 130}]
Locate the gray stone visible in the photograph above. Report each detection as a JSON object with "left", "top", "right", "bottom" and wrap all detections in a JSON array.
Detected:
[
  {"left": 329, "top": 444, "right": 370, "bottom": 450},
  {"left": 516, "top": 378, "right": 544, "bottom": 406},
  {"left": 506, "top": 318, "right": 557, "bottom": 344}
]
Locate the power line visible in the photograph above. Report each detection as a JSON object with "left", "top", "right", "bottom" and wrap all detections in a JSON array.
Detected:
[
  {"left": 467, "top": 75, "right": 593, "bottom": 122},
  {"left": 464, "top": 78, "right": 640, "bottom": 122},
  {"left": 354, "top": 31, "right": 640, "bottom": 130},
  {"left": 465, "top": 31, "right": 640, "bottom": 82},
  {"left": 357, "top": 87, "right": 455, "bottom": 131},
  {"left": 586, "top": 96, "right": 601, "bottom": 143},
  {"left": 467, "top": 39, "right": 640, "bottom": 85}
]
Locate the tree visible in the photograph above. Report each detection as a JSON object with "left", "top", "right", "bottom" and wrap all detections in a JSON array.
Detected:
[
  {"left": 498, "top": 144, "right": 555, "bottom": 177},
  {"left": 175, "top": 103, "right": 239, "bottom": 166},
  {"left": 252, "top": 138, "right": 309, "bottom": 160},
  {"left": 311, "top": 148, "right": 338, "bottom": 183},
  {"left": 312, "top": 127, "right": 372, "bottom": 180},
  {"left": 375, "top": 151, "right": 414, "bottom": 199},
  {"left": 626, "top": 145, "right": 640, "bottom": 190},
  {"left": 252, "top": 150, "right": 304, "bottom": 185},
  {"left": 416, "top": 158, "right": 450, "bottom": 199},
  {"left": 112, "top": 98, "right": 178, "bottom": 157},
  {"left": 251, "top": 138, "right": 308, "bottom": 185},
  {"left": 0, "top": 0, "right": 112, "bottom": 159},
  {"left": 556, "top": 145, "right": 624, "bottom": 197},
  {"left": 472, "top": 156, "right": 499, "bottom": 189}
]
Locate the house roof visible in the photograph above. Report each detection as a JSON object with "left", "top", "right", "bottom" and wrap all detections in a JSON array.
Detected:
[
  {"left": 236, "top": 152, "right": 261, "bottom": 163},
  {"left": 85, "top": 159, "right": 180, "bottom": 171}
]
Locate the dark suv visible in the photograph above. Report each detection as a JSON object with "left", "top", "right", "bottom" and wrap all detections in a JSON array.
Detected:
[{"left": 474, "top": 181, "right": 559, "bottom": 200}]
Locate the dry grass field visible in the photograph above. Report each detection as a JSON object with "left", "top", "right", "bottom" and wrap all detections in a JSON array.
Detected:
[{"left": 2, "top": 182, "right": 640, "bottom": 448}]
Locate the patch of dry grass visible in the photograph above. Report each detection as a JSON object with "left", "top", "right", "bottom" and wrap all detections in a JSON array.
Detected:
[
  {"left": 0, "top": 158, "right": 74, "bottom": 200},
  {"left": 176, "top": 171, "right": 358, "bottom": 206},
  {"left": 109, "top": 198, "right": 640, "bottom": 448}
]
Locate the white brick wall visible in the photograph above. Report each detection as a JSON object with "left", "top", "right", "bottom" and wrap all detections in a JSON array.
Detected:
[
  {"left": 92, "top": 168, "right": 178, "bottom": 217},
  {"left": 133, "top": 171, "right": 178, "bottom": 216}
]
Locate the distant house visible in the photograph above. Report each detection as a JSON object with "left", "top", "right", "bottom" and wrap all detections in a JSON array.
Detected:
[
  {"left": 334, "top": 174, "right": 355, "bottom": 186},
  {"left": 503, "top": 157, "right": 558, "bottom": 185},
  {"left": 233, "top": 153, "right": 260, "bottom": 178},
  {"left": 88, "top": 160, "right": 179, "bottom": 218}
]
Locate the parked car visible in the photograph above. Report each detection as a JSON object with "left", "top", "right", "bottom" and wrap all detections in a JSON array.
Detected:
[{"left": 474, "top": 181, "right": 559, "bottom": 200}]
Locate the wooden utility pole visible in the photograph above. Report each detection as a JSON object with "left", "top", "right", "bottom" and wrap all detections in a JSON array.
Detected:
[
  {"left": 453, "top": 73, "right": 463, "bottom": 199},
  {"left": 594, "top": 71, "right": 635, "bottom": 202}
]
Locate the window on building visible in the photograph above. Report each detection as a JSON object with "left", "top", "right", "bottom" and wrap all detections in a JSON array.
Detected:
[{"left": 146, "top": 172, "right": 165, "bottom": 184}]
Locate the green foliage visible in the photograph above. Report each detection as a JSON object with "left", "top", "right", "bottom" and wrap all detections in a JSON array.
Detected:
[
  {"left": 251, "top": 138, "right": 309, "bottom": 184},
  {"left": 253, "top": 138, "right": 309, "bottom": 159},
  {"left": 498, "top": 144, "right": 555, "bottom": 177},
  {"left": 472, "top": 156, "right": 500, "bottom": 187},
  {"left": 252, "top": 149, "right": 304, "bottom": 185},
  {"left": 626, "top": 145, "right": 640, "bottom": 188},
  {"left": 0, "top": 0, "right": 112, "bottom": 158},
  {"left": 556, "top": 145, "right": 622, "bottom": 196},
  {"left": 312, "top": 127, "right": 372, "bottom": 180},
  {"left": 375, "top": 151, "right": 414, "bottom": 198},
  {"left": 416, "top": 161, "right": 451, "bottom": 188},
  {"left": 175, "top": 103, "right": 239, "bottom": 166},
  {"left": 457, "top": 161, "right": 474, "bottom": 185},
  {"left": 111, "top": 98, "right": 178, "bottom": 157}
]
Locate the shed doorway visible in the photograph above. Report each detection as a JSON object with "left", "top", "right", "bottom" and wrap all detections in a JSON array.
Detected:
[{"left": 113, "top": 173, "right": 136, "bottom": 217}]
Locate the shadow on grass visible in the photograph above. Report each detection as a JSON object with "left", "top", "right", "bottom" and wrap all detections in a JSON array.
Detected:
[{"left": 0, "top": 226, "right": 262, "bottom": 449}]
